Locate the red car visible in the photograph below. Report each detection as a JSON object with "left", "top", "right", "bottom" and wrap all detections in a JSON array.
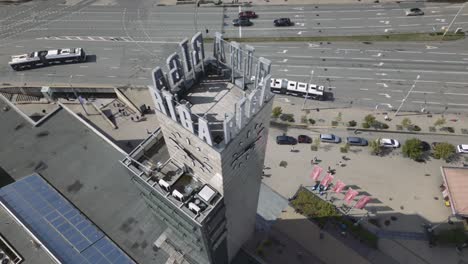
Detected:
[
  {"left": 239, "top": 11, "right": 257, "bottom": 19},
  {"left": 298, "top": 135, "right": 312, "bottom": 144}
]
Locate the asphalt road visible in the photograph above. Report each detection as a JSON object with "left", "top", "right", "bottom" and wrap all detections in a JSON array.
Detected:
[{"left": 0, "top": 0, "right": 467, "bottom": 114}]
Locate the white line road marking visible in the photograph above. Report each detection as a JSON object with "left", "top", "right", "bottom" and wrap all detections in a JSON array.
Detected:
[
  {"left": 47, "top": 74, "right": 55, "bottom": 76},
  {"left": 110, "top": 66, "right": 119, "bottom": 69},
  {"left": 412, "top": 101, "right": 441, "bottom": 105},
  {"left": 278, "top": 69, "right": 289, "bottom": 72},
  {"left": 283, "top": 59, "right": 288, "bottom": 63},
  {"left": 349, "top": 77, "right": 373, "bottom": 80},
  {"left": 360, "top": 88, "right": 369, "bottom": 91},
  {"left": 384, "top": 28, "right": 393, "bottom": 32},
  {"left": 391, "top": 90, "right": 403, "bottom": 92},
  {"left": 377, "top": 82, "right": 388, "bottom": 87},
  {"left": 79, "top": 65, "right": 88, "bottom": 68},
  {"left": 362, "top": 98, "right": 372, "bottom": 100},
  {"left": 103, "top": 48, "right": 112, "bottom": 50},
  {"left": 129, "top": 58, "right": 138, "bottom": 61},
  {"left": 15, "top": 45, "right": 24, "bottom": 47},
  {"left": 399, "top": 24, "right": 421, "bottom": 27},
  {"left": 278, "top": 49, "right": 288, "bottom": 54},
  {"left": 101, "top": 57, "right": 109, "bottom": 59},
  {"left": 379, "top": 93, "right": 391, "bottom": 98},
  {"left": 397, "top": 51, "right": 423, "bottom": 54},
  {"left": 297, "top": 31, "right": 303, "bottom": 35},
  {"left": 428, "top": 52, "right": 456, "bottom": 55},
  {"left": 138, "top": 77, "right": 147, "bottom": 79},
  {"left": 426, "top": 45, "right": 438, "bottom": 49},
  {"left": 448, "top": 102, "right": 468, "bottom": 106},
  {"left": 374, "top": 62, "right": 384, "bottom": 66},
  {"left": 444, "top": 92, "right": 468, "bottom": 96},
  {"left": 372, "top": 53, "right": 382, "bottom": 57},
  {"left": 411, "top": 91, "right": 435, "bottom": 94},
  {"left": 375, "top": 73, "right": 387, "bottom": 76},
  {"left": 75, "top": 74, "right": 85, "bottom": 77}
]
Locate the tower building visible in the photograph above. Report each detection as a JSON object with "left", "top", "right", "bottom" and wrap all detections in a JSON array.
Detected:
[{"left": 122, "top": 32, "right": 274, "bottom": 264}]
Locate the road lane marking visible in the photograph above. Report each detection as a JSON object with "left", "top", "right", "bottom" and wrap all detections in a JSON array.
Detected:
[
  {"left": 47, "top": 74, "right": 55, "bottom": 76},
  {"left": 107, "top": 76, "right": 116, "bottom": 78},
  {"left": 444, "top": 92, "right": 468, "bottom": 96},
  {"left": 362, "top": 98, "right": 372, "bottom": 100},
  {"left": 79, "top": 65, "right": 88, "bottom": 68},
  {"left": 110, "top": 66, "right": 119, "bottom": 69},
  {"left": 360, "top": 88, "right": 369, "bottom": 91},
  {"left": 377, "top": 82, "right": 388, "bottom": 87},
  {"left": 239, "top": 6, "right": 242, "bottom": 38}
]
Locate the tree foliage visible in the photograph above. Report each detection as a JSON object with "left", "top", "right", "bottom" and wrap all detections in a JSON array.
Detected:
[
  {"left": 434, "top": 117, "right": 446, "bottom": 127},
  {"left": 433, "top": 142, "right": 456, "bottom": 161},
  {"left": 402, "top": 138, "right": 423, "bottom": 160},
  {"left": 369, "top": 139, "right": 381, "bottom": 155},
  {"left": 272, "top": 106, "right": 282, "bottom": 118},
  {"left": 401, "top": 118, "right": 412, "bottom": 128}
]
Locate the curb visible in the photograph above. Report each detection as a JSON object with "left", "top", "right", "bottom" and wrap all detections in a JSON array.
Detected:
[{"left": 270, "top": 121, "right": 468, "bottom": 137}]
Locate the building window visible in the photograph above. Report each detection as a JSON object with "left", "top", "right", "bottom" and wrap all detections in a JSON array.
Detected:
[
  {"left": 186, "top": 138, "right": 191, "bottom": 145},
  {"left": 246, "top": 154, "right": 249, "bottom": 160},
  {"left": 204, "top": 157, "right": 209, "bottom": 161},
  {"left": 239, "top": 141, "right": 243, "bottom": 146},
  {"left": 176, "top": 132, "right": 181, "bottom": 138},
  {"left": 197, "top": 147, "right": 201, "bottom": 151},
  {"left": 192, "top": 160, "right": 196, "bottom": 167},
  {"left": 247, "top": 130, "right": 251, "bottom": 138},
  {"left": 254, "top": 123, "right": 258, "bottom": 129}
]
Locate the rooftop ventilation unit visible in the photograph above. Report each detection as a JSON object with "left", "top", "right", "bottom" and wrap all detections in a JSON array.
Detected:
[
  {"left": 188, "top": 202, "right": 201, "bottom": 214},
  {"left": 158, "top": 179, "right": 170, "bottom": 192},
  {"left": 172, "top": 190, "right": 184, "bottom": 202}
]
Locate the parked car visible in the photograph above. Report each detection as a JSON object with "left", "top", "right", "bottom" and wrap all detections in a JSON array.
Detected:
[
  {"left": 346, "top": 137, "right": 368, "bottom": 146},
  {"left": 457, "top": 144, "right": 468, "bottom": 153},
  {"left": 320, "top": 134, "right": 341, "bottom": 143},
  {"left": 232, "top": 17, "right": 253, "bottom": 27},
  {"left": 421, "top": 141, "right": 431, "bottom": 152},
  {"left": 379, "top": 138, "right": 400, "bottom": 148},
  {"left": 274, "top": 18, "right": 294, "bottom": 27},
  {"left": 406, "top": 8, "right": 424, "bottom": 16},
  {"left": 298, "top": 135, "right": 312, "bottom": 144},
  {"left": 276, "top": 135, "right": 297, "bottom": 145},
  {"left": 239, "top": 11, "right": 257, "bottom": 19}
]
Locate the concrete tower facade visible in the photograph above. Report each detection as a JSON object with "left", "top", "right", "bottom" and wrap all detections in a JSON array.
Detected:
[{"left": 124, "top": 32, "right": 274, "bottom": 264}]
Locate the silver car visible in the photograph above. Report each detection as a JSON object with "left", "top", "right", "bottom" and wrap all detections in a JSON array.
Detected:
[{"left": 320, "top": 134, "right": 341, "bottom": 143}]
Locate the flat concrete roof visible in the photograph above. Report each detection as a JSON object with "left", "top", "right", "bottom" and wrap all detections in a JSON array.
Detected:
[
  {"left": 441, "top": 166, "right": 468, "bottom": 217},
  {"left": 184, "top": 79, "right": 244, "bottom": 123},
  {"left": 0, "top": 99, "right": 169, "bottom": 264}
]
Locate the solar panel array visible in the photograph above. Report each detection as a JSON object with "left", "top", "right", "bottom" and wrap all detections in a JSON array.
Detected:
[{"left": 0, "top": 174, "right": 134, "bottom": 264}]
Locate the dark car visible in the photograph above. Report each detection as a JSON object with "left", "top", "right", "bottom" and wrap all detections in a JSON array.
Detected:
[
  {"left": 233, "top": 17, "right": 253, "bottom": 27},
  {"left": 276, "top": 135, "right": 297, "bottom": 145},
  {"left": 239, "top": 11, "right": 257, "bottom": 19},
  {"left": 406, "top": 8, "right": 424, "bottom": 16},
  {"left": 274, "top": 18, "right": 294, "bottom": 27},
  {"left": 298, "top": 135, "right": 312, "bottom": 144},
  {"left": 346, "top": 137, "right": 368, "bottom": 146},
  {"left": 421, "top": 141, "right": 431, "bottom": 152}
]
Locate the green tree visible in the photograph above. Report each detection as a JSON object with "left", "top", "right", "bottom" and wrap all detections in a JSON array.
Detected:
[
  {"left": 401, "top": 118, "right": 412, "bottom": 129},
  {"left": 434, "top": 117, "right": 446, "bottom": 127},
  {"left": 369, "top": 139, "right": 381, "bottom": 155},
  {"left": 433, "top": 142, "right": 456, "bottom": 161},
  {"left": 402, "top": 138, "right": 423, "bottom": 160},
  {"left": 364, "top": 114, "right": 376, "bottom": 125},
  {"left": 272, "top": 106, "right": 282, "bottom": 118}
]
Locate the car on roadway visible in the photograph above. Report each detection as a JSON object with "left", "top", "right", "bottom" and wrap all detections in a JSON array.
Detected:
[
  {"left": 239, "top": 11, "right": 257, "bottom": 19},
  {"left": 298, "top": 135, "right": 312, "bottom": 144},
  {"left": 457, "top": 144, "right": 468, "bottom": 153},
  {"left": 232, "top": 17, "right": 253, "bottom": 27},
  {"left": 406, "top": 8, "right": 424, "bottom": 16},
  {"left": 346, "top": 137, "right": 368, "bottom": 146},
  {"left": 379, "top": 138, "right": 400, "bottom": 148},
  {"left": 276, "top": 135, "right": 297, "bottom": 145},
  {"left": 320, "top": 134, "right": 341, "bottom": 144},
  {"left": 274, "top": 18, "right": 294, "bottom": 27}
]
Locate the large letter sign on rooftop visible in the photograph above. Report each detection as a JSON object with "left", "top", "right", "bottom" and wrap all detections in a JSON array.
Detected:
[
  {"left": 152, "top": 67, "right": 168, "bottom": 91},
  {"left": 167, "top": 53, "right": 184, "bottom": 90},
  {"left": 191, "top": 32, "right": 205, "bottom": 71},
  {"left": 151, "top": 88, "right": 168, "bottom": 115},
  {"left": 223, "top": 113, "right": 236, "bottom": 145},
  {"left": 255, "top": 57, "right": 272, "bottom": 90},
  {"left": 214, "top": 32, "right": 226, "bottom": 63},
  {"left": 177, "top": 104, "right": 194, "bottom": 133},
  {"left": 198, "top": 117, "right": 213, "bottom": 146},
  {"left": 179, "top": 38, "right": 193, "bottom": 81},
  {"left": 162, "top": 90, "right": 178, "bottom": 122}
]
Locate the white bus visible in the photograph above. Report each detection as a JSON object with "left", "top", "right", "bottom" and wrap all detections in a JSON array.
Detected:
[
  {"left": 270, "top": 78, "right": 325, "bottom": 100},
  {"left": 9, "top": 48, "right": 87, "bottom": 71}
]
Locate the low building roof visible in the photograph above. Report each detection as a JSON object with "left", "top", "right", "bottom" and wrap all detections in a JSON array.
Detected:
[{"left": 440, "top": 166, "right": 468, "bottom": 217}]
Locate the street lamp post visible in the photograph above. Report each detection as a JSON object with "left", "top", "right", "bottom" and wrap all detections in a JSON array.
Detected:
[
  {"left": 443, "top": 3, "right": 466, "bottom": 38},
  {"left": 194, "top": 0, "right": 200, "bottom": 32},
  {"left": 301, "top": 70, "right": 314, "bottom": 110},
  {"left": 395, "top": 74, "right": 420, "bottom": 116}
]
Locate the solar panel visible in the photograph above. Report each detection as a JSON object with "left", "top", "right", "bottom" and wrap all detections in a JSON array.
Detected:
[{"left": 0, "top": 174, "right": 134, "bottom": 264}]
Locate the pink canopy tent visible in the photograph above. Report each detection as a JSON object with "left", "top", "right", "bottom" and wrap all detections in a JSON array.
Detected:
[
  {"left": 354, "top": 196, "right": 372, "bottom": 209},
  {"left": 320, "top": 173, "right": 334, "bottom": 186},
  {"left": 311, "top": 165, "right": 323, "bottom": 181},
  {"left": 344, "top": 189, "right": 359, "bottom": 204},
  {"left": 333, "top": 180, "right": 346, "bottom": 193}
]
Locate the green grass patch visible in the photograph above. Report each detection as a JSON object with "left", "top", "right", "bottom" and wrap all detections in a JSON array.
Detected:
[
  {"left": 291, "top": 188, "right": 378, "bottom": 248},
  {"left": 207, "top": 32, "right": 464, "bottom": 43},
  {"left": 435, "top": 228, "right": 468, "bottom": 245}
]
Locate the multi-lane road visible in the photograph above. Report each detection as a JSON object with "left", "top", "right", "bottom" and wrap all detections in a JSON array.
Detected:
[{"left": 0, "top": 0, "right": 467, "bottom": 113}]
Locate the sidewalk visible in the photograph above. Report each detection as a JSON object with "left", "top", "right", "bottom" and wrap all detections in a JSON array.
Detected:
[{"left": 273, "top": 99, "right": 468, "bottom": 137}]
